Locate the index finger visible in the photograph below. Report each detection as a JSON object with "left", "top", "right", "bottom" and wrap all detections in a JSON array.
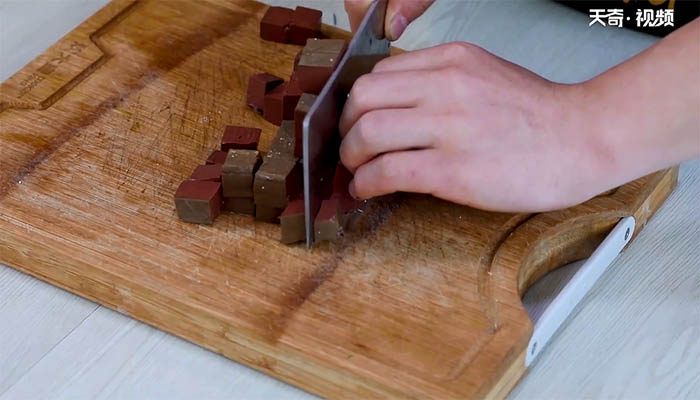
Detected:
[
  {"left": 339, "top": 70, "right": 432, "bottom": 136},
  {"left": 344, "top": 0, "right": 373, "bottom": 32}
]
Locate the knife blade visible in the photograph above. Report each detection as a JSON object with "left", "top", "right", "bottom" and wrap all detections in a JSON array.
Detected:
[{"left": 302, "top": 0, "right": 391, "bottom": 247}]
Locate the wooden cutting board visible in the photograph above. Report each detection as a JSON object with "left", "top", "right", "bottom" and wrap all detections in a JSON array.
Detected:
[{"left": 0, "top": 0, "right": 678, "bottom": 398}]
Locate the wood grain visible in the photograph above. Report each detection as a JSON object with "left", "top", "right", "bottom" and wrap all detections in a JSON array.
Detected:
[{"left": 0, "top": 0, "right": 678, "bottom": 398}]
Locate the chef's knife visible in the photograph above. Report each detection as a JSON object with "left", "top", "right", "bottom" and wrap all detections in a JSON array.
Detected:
[{"left": 302, "top": 0, "right": 391, "bottom": 247}]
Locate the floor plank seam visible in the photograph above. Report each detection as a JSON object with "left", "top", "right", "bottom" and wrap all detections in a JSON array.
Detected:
[{"left": 0, "top": 303, "right": 100, "bottom": 399}]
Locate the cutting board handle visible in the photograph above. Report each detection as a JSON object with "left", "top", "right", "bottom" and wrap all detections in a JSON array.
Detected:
[{"left": 525, "top": 216, "right": 635, "bottom": 365}]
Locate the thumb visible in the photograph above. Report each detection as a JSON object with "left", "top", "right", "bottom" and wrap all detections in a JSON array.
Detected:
[
  {"left": 345, "top": 0, "right": 374, "bottom": 32},
  {"left": 385, "top": 0, "right": 434, "bottom": 41}
]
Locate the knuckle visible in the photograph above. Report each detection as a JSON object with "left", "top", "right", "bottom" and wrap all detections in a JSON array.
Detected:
[
  {"left": 442, "top": 42, "right": 470, "bottom": 61},
  {"left": 458, "top": 41, "right": 477, "bottom": 52},
  {"left": 376, "top": 154, "right": 399, "bottom": 180},
  {"left": 350, "top": 74, "right": 372, "bottom": 105},
  {"left": 339, "top": 141, "right": 355, "bottom": 169},
  {"left": 372, "top": 58, "right": 391, "bottom": 73},
  {"left": 442, "top": 42, "right": 483, "bottom": 63},
  {"left": 355, "top": 113, "right": 378, "bottom": 148},
  {"left": 463, "top": 42, "right": 488, "bottom": 60},
  {"left": 352, "top": 168, "right": 371, "bottom": 198}
]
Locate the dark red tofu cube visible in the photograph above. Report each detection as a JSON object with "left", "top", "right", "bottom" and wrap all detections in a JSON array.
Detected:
[
  {"left": 190, "top": 164, "right": 223, "bottom": 182},
  {"left": 175, "top": 180, "right": 222, "bottom": 225},
  {"left": 263, "top": 84, "right": 285, "bottom": 126},
  {"left": 247, "top": 73, "right": 284, "bottom": 113},
  {"left": 293, "top": 49, "right": 303, "bottom": 71},
  {"left": 263, "top": 81, "right": 303, "bottom": 126},
  {"left": 260, "top": 6, "right": 293, "bottom": 43},
  {"left": 284, "top": 78, "right": 303, "bottom": 118},
  {"left": 331, "top": 164, "right": 353, "bottom": 198},
  {"left": 206, "top": 150, "right": 228, "bottom": 165},
  {"left": 221, "top": 126, "right": 261, "bottom": 151},
  {"left": 337, "top": 196, "right": 358, "bottom": 214},
  {"left": 288, "top": 7, "right": 322, "bottom": 45}
]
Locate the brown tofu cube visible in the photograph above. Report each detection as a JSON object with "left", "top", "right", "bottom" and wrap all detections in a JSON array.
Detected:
[
  {"left": 223, "top": 197, "right": 255, "bottom": 215},
  {"left": 221, "top": 126, "right": 261, "bottom": 151},
  {"left": 294, "top": 93, "right": 316, "bottom": 157},
  {"left": 260, "top": 6, "right": 293, "bottom": 43},
  {"left": 302, "top": 38, "right": 347, "bottom": 56},
  {"left": 279, "top": 197, "right": 305, "bottom": 244},
  {"left": 288, "top": 7, "right": 322, "bottom": 45},
  {"left": 254, "top": 156, "right": 300, "bottom": 208},
  {"left": 190, "top": 164, "right": 222, "bottom": 182},
  {"left": 206, "top": 150, "right": 228, "bottom": 165},
  {"left": 296, "top": 39, "right": 347, "bottom": 94},
  {"left": 268, "top": 121, "right": 296, "bottom": 158},
  {"left": 175, "top": 180, "right": 222, "bottom": 225},
  {"left": 247, "top": 73, "right": 284, "bottom": 113},
  {"left": 296, "top": 54, "right": 338, "bottom": 95},
  {"left": 255, "top": 205, "right": 283, "bottom": 223},
  {"left": 314, "top": 198, "right": 344, "bottom": 241},
  {"left": 222, "top": 150, "right": 261, "bottom": 197}
]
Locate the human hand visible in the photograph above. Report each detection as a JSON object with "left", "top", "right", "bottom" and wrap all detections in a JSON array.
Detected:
[
  {"left": 338, "top": 42, "right": 609, "bottom": 213},
  {"left": 344, "top": 0, "right": 434, "bottom": 40}
]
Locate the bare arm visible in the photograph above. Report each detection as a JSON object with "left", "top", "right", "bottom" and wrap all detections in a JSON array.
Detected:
[
  {"left": 582, "top": 18, "right": 700, "bottom": 193},
  {"left": 338, "top": 18, "right": 699, "bottom": 212}
]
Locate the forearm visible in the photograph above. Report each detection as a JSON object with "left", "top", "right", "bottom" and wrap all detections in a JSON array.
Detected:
[
  {"left": 338, "top": 22, "right": 698, "bottom": 211},
  {"left": 583, "top": 18, "right": 700, "bottom": 190}
]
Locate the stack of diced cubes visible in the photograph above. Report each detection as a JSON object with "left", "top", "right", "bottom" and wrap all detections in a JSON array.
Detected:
[
  {"left": 174, "top": 126, "right": 262, "bottom": 225},
  {"left": 174, "top": 6, "right": 359, "bottom": 245}
]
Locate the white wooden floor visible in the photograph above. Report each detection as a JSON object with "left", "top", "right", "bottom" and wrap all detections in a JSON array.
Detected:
[{"left": 1, "top": 1, "right": 699, "bottom": 399}]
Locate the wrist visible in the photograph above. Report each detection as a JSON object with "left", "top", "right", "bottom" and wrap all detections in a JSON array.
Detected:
[
  {"left": 554, "top": 80, "right": 621, "bottom": 202},
  {"left": 577, "top": 22, "right": 700, "bottom": 190}
]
